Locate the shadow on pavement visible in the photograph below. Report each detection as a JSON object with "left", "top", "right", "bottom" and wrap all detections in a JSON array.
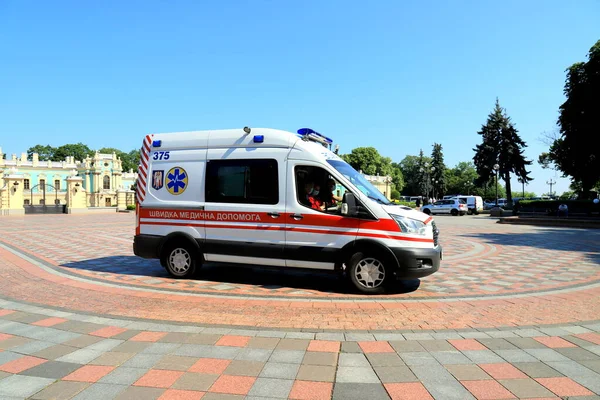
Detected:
[
  {"left": 460, "top": 228, "right": 600, "bottom": 265},
  {"left": 60, "top": 256, "right": 420, "bottom": 296}
]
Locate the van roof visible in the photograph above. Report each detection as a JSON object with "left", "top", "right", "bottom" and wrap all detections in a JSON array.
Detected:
[{"left": 147, "top": 127, "right": 345, "bottom": 164}]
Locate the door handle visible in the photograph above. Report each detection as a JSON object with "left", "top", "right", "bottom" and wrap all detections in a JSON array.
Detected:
[
  {"left": 267, "top": 212, "right": 280, "bottom": 218},
  {"left": 291, "top": 213, "right": 303, "bottom": 220}
]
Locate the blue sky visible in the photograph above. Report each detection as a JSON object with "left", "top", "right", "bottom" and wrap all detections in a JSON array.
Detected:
[{"left": 1, "top": 0, "right": 598, "bottom": 196}]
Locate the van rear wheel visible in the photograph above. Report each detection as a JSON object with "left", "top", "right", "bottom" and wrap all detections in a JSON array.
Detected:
[
  {"left": 348, "top": 252, "right": 387, "bottom": 294},
  {"left": 162, "top": 243, "right": 198, "bottom": 278},
  {"left": 451, "top": 209, "right": 459, "bottom": 216}
]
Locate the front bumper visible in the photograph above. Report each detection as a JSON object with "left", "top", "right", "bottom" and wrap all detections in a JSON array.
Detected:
[
  {"left": 133, "top": 234, "right": 162, "bottom": 259},
  {"left": 391, "top": 245, "right": 442, "bottom": 279}
]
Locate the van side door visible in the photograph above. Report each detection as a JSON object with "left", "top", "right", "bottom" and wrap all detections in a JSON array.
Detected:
[
  {"left": 284, "top": 161, "right": 359, "bottom": 270},
  {"left": 203, "top": 148, "right": 288, "bottom": 266}
]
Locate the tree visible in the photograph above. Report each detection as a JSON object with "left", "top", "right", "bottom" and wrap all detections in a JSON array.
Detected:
[
  {"left": 125, "top": 149, "right": 141, "bottom": 172},
  {"left": 444, "top": 162, "right": 479, "bottom": 195},
  {"left": 473, "top": 99, "right": 533, "bottom": 205},
  {"left": 342, "top": 147, "right": 392, "bottom": 176},
  {"left": 430, "top": 143, "right": 446, "bottom": 197},
  {"left": 390, "top": 189, "right": 401, "bottom": 200},
  {"left": 472, "top": 181, "right": 506, "bottom": 201},
  {"left": 399, "top": 153, "right": 431, "bottom": 195},
  {"left": 546, "top": 40, "right": 600, "bottom": 198},
  {"left": 27, "top": 145, "right": 56, "bottom": 161},
  {"left": 511, "top": 191, "right": 536, "bottom": 199},
  {"left": 53, "top": 143, "right": 93, "bottom": 162},
  {"left": 390, "top": 162, "right": 405, "bottom": 193}
]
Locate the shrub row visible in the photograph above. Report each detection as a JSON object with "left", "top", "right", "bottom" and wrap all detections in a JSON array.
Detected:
[{"left": 514, "top": 200, "right": 600, "bottom": 215}]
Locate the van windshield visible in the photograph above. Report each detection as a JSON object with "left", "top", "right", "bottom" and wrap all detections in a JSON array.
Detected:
[{"left": 326, "top": 160, "right": 391, "bottom": 205}]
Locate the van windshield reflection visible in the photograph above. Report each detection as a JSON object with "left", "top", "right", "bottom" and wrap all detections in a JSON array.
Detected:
[{"left": 327, "top": 160, "right": 391, "bottom": 205}]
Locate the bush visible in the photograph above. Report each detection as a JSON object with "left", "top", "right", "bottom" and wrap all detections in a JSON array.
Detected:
[
  {"left": 393, "top": 200, "right": 417, "bottom": 207},
  {"left": 514, "top": 200, "right": 600, "bottom": 216},
  {"left": 126, "top": 205, "right": 136, "bottom": 210},
  {"left": 390, "top": 189, "right": 401, "bottom": 200}
]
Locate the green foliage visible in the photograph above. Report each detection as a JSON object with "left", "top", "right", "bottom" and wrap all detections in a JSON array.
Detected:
[
  {"left": 393, "top": 200, "right": 416, "bottom": 207},
  {"left": 560, "top": 191, "right": 575, "bottom": 199},
  {"left": 98, "top": 147, "right": 140, "bottom": 172},
  {"left": 390, "top": 189, "right": 401, "bottom": 200},
  {"left": 341, "top": 147, "right": 392, "bottom": 176},
  {"left": 430, "top": 143, "right": 446, "bottom": 196},
  {"left": 390, "top": 163, "right": 404, "bottom": 193},
  {"left": 547, "top": 40, "right": 600, "bottom": 198},
  {"left": 473, "top": 99, "right": 533, "bottom": 204},
  {"left": 126, "top": 204, "right": 136, "bottom": 210},
  {"left": 471, "top": 180, "right": 506, "bottom": 201},
  {"left": 511, "top": 191, "right": 537, "bottom": 199},
  {"left": 444, "top": 162, "right": 478, "bottom": 195},
  {"left": 398, "top": 154, "right": 431, "bottom": 195},
  {"left": 53, "top": 143, "right": 94, "bottom": 162},
  {"left": 515, "top": 199, "right": 600, "bottom": 216},
  {"left": 27, "top": 145, "right": 56, "bottom": 161}
]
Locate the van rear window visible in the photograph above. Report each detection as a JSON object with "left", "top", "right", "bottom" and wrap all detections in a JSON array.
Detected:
[{"left": 206, "top": 159, "right": 278, "bottom": 205}]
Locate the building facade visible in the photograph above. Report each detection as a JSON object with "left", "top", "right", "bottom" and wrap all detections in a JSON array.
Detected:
[
  {"left": 362, "top": 173, "right": 393, "bottom": 200},
  {"left": 0, "top": 147, "right": 137, "bottom": 208}
]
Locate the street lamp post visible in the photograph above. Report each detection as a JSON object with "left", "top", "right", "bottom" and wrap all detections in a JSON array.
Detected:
[
  {"left": 420, "top": 164, "right": 436, "bottom": 203},
  {"left": 493, "top": 164, "right": 500, "bottom": 206},
  {"left": 546, "top": 178, "right": 556, "bottom": 198}
]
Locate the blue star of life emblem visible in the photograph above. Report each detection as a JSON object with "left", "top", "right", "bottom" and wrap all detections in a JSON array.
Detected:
[{"left": 166, "top": 167, "right": 188, "bottom": 195}]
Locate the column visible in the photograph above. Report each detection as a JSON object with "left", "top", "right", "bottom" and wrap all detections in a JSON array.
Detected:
[
  {"left": 1, "top": 173, "right": 25, "bottom": 216},
  {"left": 66, "top": 176, "right": 87, "bottom": 214}
]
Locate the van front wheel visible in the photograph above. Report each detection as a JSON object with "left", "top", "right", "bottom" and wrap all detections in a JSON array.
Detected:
[
  {"left": 348, "top": 252, "right": 387, "bottom": 294},
  {"left": 163, "top": 244, "right": 198, "bottom": 278}
]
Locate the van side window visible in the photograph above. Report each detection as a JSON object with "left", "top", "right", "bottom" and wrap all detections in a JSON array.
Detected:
[
  {"left": 295, "top": 166, "right": 346, "bottom": 214},
  {"left": 206, "top": 159, "right": 278, "bottom": 204}
]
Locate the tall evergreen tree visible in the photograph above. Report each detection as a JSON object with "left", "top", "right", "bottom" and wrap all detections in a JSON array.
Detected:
[
  {"left": 430, "top": 143, "right": 446, "bottom": 198},
  {"left": 473, "top": 99, "right": 532, "bottom": 205},
  {"left": 417, "top": 149, "right": 427, "bottom": 196}
]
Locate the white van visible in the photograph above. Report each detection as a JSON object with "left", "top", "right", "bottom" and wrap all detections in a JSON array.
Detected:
[
  {"left": 133, "top": 128, "right": 442, "bottom": 294},
  {"left": 454, "top": 195, "right": 483, "bottom": 215}
]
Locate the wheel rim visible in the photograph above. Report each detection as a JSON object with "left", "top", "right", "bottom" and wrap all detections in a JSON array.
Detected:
[
  {"left": 355, "top": 258, "right": 385, "bottom": 289},
  {"left": 169, "top": 248, "right": 191, "bottom": 275}
]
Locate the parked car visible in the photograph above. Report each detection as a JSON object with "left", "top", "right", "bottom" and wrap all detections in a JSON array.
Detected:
[
  {"left": 421, "top": 198, "right": 468, "bottom": 216},
  {"left": 452, "top": 195, "right": 483, "bottom": 215}
]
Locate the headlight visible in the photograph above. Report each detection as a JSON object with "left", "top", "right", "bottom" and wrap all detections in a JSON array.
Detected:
[{"left": 390, "top": 215, "right": 427, "bottom": 236}]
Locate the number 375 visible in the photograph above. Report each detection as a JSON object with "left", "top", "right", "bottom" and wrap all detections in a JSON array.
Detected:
[{"left": 152, "top": 151, "right": 170, "bottom": 160}]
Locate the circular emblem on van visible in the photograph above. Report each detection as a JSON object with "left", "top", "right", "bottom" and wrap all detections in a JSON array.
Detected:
[{"left": 165, "top": 167, "right": 188, "bottom": 195}]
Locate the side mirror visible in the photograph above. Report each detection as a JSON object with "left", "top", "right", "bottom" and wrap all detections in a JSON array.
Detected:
[{"left": 342, "top": 192, "right": 358, "bottom": 216}]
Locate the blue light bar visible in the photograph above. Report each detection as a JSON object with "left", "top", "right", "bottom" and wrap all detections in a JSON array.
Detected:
[
  {"left": 152, "top": 140, "right": 162, "bottom": 147},
  {"left": 297, "top": 128, "right": 333, "bottom": 144},
  {"left": 253, "top": 135, "right": 264, "bottom": 143}
]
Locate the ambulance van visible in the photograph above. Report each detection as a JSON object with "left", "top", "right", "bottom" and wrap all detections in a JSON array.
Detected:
[{"left": 133, "top": 127, "right": 442, "bottom": 294}]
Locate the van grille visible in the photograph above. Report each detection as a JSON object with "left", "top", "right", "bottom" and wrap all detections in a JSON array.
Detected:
[{"left": 432, "top": 221, "right": 439, "bottom": 247}]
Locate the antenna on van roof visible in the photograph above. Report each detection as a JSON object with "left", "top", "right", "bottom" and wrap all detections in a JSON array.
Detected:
[{"left": 297, "top": 128, "right": 333, "bottom": 149}]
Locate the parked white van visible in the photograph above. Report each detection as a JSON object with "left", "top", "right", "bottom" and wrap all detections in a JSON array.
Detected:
[
  {"left": 453, "top": 195, "right": 483, "bottom": 215},
  {"left": 133, "top": 127, "right": 442, "bottom": 294}
]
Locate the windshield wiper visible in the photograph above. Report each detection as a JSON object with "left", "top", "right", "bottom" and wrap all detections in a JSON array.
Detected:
[{"left": 367, "top": 195, "right": 389, "bottom": 205}]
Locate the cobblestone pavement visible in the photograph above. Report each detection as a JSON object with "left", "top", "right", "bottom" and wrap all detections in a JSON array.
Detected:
[{"left": 0, "top": 213, "right": 600, "bottom": 398}]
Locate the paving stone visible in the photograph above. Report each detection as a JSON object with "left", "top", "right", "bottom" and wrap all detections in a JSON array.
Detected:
[
  {"left": 113, "top": 386, "right": 164, "bottom": 400},
  {"left": 10, "top": 339, "right": 54, "bottom": 355},
  {"left": 345, "top": 333, "right": 376, "bottom": 341},
  {"left": 201, "top": 394, "right": 244, "bottom": 400},
  {"left": 234, "top": 348, "right": 271, "bottom": 362},
  {"left": 458, "top": 332, "right": 491, "bottom": 339},
  {"left": 185, "top": 334, "right": 222, "bottom": 345},
  {"left": 0, "top": 336, "right": 31, "bottom": 350},
  {"left": 513, "top": 362, "right": 564, "bottom": 378},
  {"left": 538, "top": 327, "right": 572, "bottom": 336},
  {"left": 172, "top": 344, "right": 212, "bottom": 357},
  {"left": 373, "top": 333, "right": 406, "bottom": 341},
  {"left": 400, "top": 351, "right": 439, "bottom": 366},
  {"left": 31, "top": 381, "right": 90, "bottom": 400},
  {"left": 275, "top": 339, "right": 309, "bottom": 351},
  {"left": 494, "top": 349, "right": 538, "bottom": 363},
  {"left": 339, "top": 353, "right": 370, "bottom": 367},
  {"left": 581, "top": 360, "right": 600, "bottom": 374},
  {"left": 140, "top": 342, "right": 181, "bottom": 355},
  {"left": 485, "top": 331, "right": 519, "bottom": 338},
  {"left": 564, "top": 335, "right": 600, "bottom": 348},
  {"left": 410, "top": 364, "right": 476, "bottom": 400},
  {"left": 99, "top": 367, "right": 148, "bottom": 385},
  {"left": 499, "top": 378, "right": 555, "bottom": 398},
  {"left": 0, "top": 371, "right": 10, "bottom": 380},
  {"left": 20, "top": 360, "right": 82, "bottom": 379},
  {"left": 248, "top": 337, "right": 279, "bottom": 349},
  {"left": 269, "top": 350, "right": 305, "bottom": 364},
  {"left": 431, "top": 332, "right": 464, "bottom": 340},
  {"left": 171, "top": 372, "right": 218, "bottom": 391},
  {"left": 63, "top": 336, "right": 104, "bottom": 349},
  {"left": 70, "top": 382, "right": 127, "bottom": 400},
  {"left": 546, "top": 361, "right": 600, "bottom": 395},
  {"left": 556, "top": 347, "right": 600, "bottom": 361},
  {"left": 303, "top": 351, "right": 338, "bottom": 366},
  {"left": 283, "top": 332, "right": 314, "bottom": 340},
  {"left": 157, "top": 332, "right": 192, "bottom": 343},
  {"left": 297, "top": 365, "right": 336, "bottom": 382},
  {"left": 248, "top": 377, "right": 294, "bottom": 398},
  {"left": 153, "top": 355, "right": 197, "bottom": 371},
  {"left": 524, "top": 348, "right": 571, "bottom": 362},
  {"left": 86, "top": 339, "right": 124, "bottom": 352},
  {"left": 33, "top": 344, "right": 79, "bottom": 360},
  {"left": 366, "top": 353, "right": 404, "bottom": 367},
  {"left": 403, "top": 333, "right": 434, "bottom": 341},
  {"left": 56, "top": 348, "right": 104, "bottom": 364},
  {"left": 90, "top": 351, "right": 134, "bottom": 366},
  {"left": 260, "top": 362, "right": 300, "bottom": 379},
  {"left": 112, "top": 330, "right": 143, "bottom": 341},
  {"left": 477, "top": 338, "right": 518, "bottom": 350},
  {"left": 332, "top": 382, "right": 389, "bottom": 400},
  {"left": 390, "top": 341, "right": 425, "bottom": 353},
  {"left": 224, "top": 360, "right": 265, "bottom": 376},
  {"left": 0, "top": 375, "right": 55, "bottom": 398},
  {"left": 430, "top": 351, "right": 472, "bottom": 365},
  {"left": 564, "top": 325, "right": 595, "bottom": 334},
  {"left": 121, "top": 353, "right": 162, "bottom": 369},
  {"left": 444, "top": 364, "right": 492, "bottom": 380},
  {"left": 515, "top": 328, "right": 545, "bottom": 337},
  {"left": 256, "top": 330, "right": 287, "bottom": 339},
  {"left": 341, "top": 342, "right": 362, "bottom": 353},
  {"left": 54, "top": 321, "right": 102, "bottom": 334},
  {"left": 506, "top": 337, "right": 547, "bottom": 349},
  {"left": 315, "top": 333, "right": 345, "bottom": 341},
  {"left": 374, "top": 365, "right": 417, "bottom": 383},
  {"left": 418, "top": 340, "right": 455, "bottom": 352}
]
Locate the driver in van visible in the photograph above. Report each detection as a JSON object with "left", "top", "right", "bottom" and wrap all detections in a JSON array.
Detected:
[
  {"left": 303, "top": 182, "right": 324, "bottom": 210},
  {"left": 321, "top": 178, "right": 342, "bottom": 210}
]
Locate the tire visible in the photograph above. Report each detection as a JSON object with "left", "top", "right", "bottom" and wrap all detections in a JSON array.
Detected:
[
  {"left": 347, "top": 252, "right": 388, "bottom": 294},
  {"left": 423, "top": 208, "right": 431, "bottom": 215},
  {"left": 451, "top": 209, "right": 459, "bottom": 216},
  {"left": 467, "top": 209, "right": 473, "bottom": 215},
  {"left": 162, "top": 242, "right": 198, "bottom": 278}
]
